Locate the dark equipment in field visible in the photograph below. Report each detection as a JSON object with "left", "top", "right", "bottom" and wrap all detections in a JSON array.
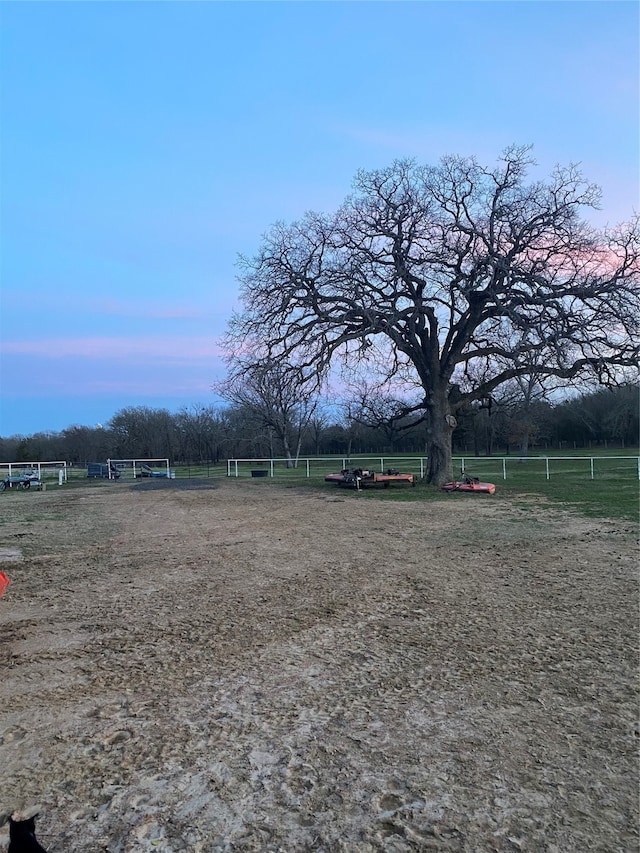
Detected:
[
  {"left": 0, "top": 470, "right": 42, "bottom": 491},
  {"left": 87, "top": 463, "right": 120, "bottom": 479},
  {"left": 325, "top": 468, "right": 415, "bottom": 490}
]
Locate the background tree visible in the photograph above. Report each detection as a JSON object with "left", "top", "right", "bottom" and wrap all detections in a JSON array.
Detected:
[
  {"left": 555, "top": 384, "right": 639, "bottom": 449},
  {"left": 174, "top": 405, "right": 225, "bottom": 463},
  {"left": 215, "top": 361, "right": 319, "bottom": 467},
  {"left": 217, "top": 405, "right": 265, "bottom": 459},
  {"left": 492, "top": 371, "right": 549, "bottom": 458},
  {"left": 60, "top": 425, "right": 112, "bottom": 465},
  {"left": 601, "top": 385, "right": 639, "bottom": 448},
  {"left": 108, "top": 407, "right": 177, "bottom": 459},
  {"left": 224, "top": 146, "right": 639, "bottom": 484},
  {"left": 344, "top": 382, "right": 423, "bottom": 453},
  {"left": 305, "top": 408, "right": 331, "bottom": 456}
]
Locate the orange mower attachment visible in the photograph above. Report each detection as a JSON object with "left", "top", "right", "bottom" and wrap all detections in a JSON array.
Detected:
[{"left": 441, "top": 474, "right": 496, "bottom": 495}]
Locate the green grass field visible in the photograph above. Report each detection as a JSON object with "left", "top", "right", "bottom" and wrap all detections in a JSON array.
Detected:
[{"left": 222, "top": 453, "right": 639, "bottom": 522}]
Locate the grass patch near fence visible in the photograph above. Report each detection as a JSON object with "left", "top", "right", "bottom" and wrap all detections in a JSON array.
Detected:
[
  {"left": 238, "top": 454, "right": 638, "bottom": 522},
  {"left": 449, "top": 456, "right": 638, "bottom": 521},
  {"left": 320, "top": 475, "right": 638, "bottom": 521},
  {"left": 477, "top": 476, "right": 637, "bottom": 521}
]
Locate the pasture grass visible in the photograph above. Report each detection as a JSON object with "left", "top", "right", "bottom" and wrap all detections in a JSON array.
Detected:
[
  {"left": 316, "top": 473, "right": 638, "bottom": 521},
  {"left": 236, "top": 454, "right": 639, "bottom": 522}
]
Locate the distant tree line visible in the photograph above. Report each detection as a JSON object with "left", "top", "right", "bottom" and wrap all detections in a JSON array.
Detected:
[{"left": 0, "top": 384, "right": 637, "bottom": 466}]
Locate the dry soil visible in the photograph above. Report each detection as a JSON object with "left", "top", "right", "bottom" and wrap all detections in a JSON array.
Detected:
[{"left": 0, "top": 479, "right": 638, "bottom": 852}]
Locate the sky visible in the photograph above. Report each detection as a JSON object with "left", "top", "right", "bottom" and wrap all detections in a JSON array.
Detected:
[{"left": 0, "top": 0, "right": 638, "bottom": 437}]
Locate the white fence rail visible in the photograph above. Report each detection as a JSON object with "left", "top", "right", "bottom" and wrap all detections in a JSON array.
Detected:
[
  {"left": 227, "top": 455, "right": 640, "bottom": 480},
  {"left": 0, "top": 460, "right": 68, "bottom": 481},
  {"left": 456, "top": 455, "right": 640, "bottom": 480}
]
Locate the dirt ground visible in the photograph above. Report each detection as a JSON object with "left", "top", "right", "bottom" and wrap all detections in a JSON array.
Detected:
[{"left": 0, "top": 479, "right": 637, "bottom": 852}]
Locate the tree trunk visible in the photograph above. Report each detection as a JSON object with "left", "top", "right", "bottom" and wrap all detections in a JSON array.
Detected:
[
  {"left": 425, "top": 389, "right": 455, "bottom": 485},
  {"left": 486, "top": 425, "right": 494, "bottom": 457},
  {"left": 282, "top": 434, "right": 295, "bottom": 468}
]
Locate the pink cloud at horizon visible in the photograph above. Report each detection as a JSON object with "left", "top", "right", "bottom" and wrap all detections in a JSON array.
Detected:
[{"left": 1, "top": 335, "right": 226, "bottom": 360}]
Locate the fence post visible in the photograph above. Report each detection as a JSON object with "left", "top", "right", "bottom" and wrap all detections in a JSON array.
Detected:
[
  {"left": 306, "top": 459, "right": 310, "bottom": 478},
  {"left": 545, "top": 458, "right": 550, "bottom": 480},
  {"left": 590, "top": 458, "right": 594, "bottom": 480},
  {"left": 502, "top": 458, "right": 507, "bottom": 480},
  {"left": 270, "top": 459, "right": 274, "bottom": 477}
]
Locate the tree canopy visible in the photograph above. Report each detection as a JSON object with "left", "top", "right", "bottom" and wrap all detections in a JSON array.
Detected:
[{"left": 226, "top": 146, "right": 640, "bottom": 482}]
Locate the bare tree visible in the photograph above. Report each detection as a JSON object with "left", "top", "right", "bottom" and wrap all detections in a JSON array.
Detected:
[
  {"left": 60, "top": 425, "right": 112, "bottom": 464},
  {"left": 344, "top": 382, "right": 417, "bottom": 452},
  {"left": 556, "top": 383, "right": 640, "bottom": 449},
  {"left": 108, "top": 407, "right": 177, "bottom": 459},
  {"left": 306, "top": 407, "right": 331, "bottom": 456},
  {"left": 225, "top": 147, "right": 639, "bottom": 484},
  {"left": 175, "top": 404, "right": 226, "bottom": 463},
  {"left": 492, "top": 372, "right": 548, "bottom": 458},
  {"left": 215, "top": 361, "right": 319, "bottom": 467}
]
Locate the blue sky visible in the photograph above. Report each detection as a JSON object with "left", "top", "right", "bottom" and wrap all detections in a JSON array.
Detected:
[{"left": 1, "top": 0, "right": 638, "bottom": 437}]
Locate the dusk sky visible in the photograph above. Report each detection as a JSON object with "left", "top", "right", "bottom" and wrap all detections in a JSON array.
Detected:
[{"left": 1, "top": 1, "right": 638, "bottom": 437}]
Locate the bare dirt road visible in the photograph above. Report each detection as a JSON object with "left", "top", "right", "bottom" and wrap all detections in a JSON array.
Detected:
[{"left": 0, "top": 479, "right": 638, "bottom": 852}]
